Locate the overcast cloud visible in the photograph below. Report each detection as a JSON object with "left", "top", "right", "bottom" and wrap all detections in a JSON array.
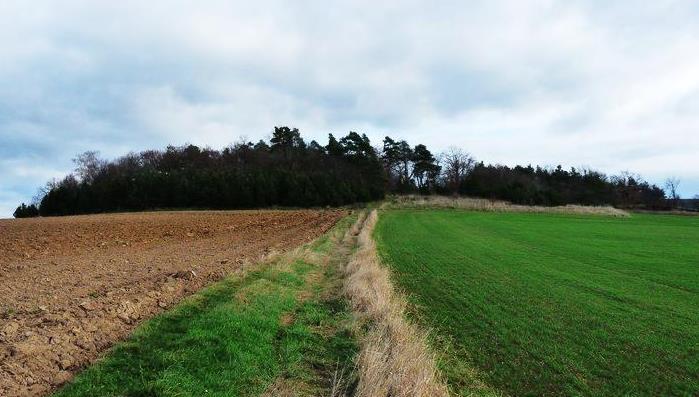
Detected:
[{"left": 1, "top": 0, "right": 698, "bottom": 217}]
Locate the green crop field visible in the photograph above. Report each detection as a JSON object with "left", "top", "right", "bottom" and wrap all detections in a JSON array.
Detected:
[{"left": 375, "top": 210, "right": 699, "bottom": 396}]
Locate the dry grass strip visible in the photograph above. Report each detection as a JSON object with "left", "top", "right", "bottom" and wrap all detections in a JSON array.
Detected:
[
  {"left": 343, "top": 210, "right": 450, "bottom": 397},
  {"left": 383, "top": 195, "right": 629, "bottom": 217}
]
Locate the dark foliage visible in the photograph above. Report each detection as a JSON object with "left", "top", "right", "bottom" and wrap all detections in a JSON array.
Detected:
[
  {"left": 37, "top": 127, "right": 385, "bottom": 216},
  {"left": 13, "top": 203, "right": 40, "bottom": 218},
  {"left": 378, "top": 137, "right": 666, "bottom": 209},
  {"left": 25, "top": 127, "right": 669, "bottom": 217},
  {"left": 382, "top": 137, "right": 441, "bottom": 194},
  {"left": 457, "top": 164, "right": 666, "bottom": 209}
]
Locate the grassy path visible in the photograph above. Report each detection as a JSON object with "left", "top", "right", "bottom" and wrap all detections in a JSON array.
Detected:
[
  {"left": 375, "top": 210, "right": 699, "bottom": 396},
  {"left": 54, "top": 215, "right": 359, "bottom": 397}
]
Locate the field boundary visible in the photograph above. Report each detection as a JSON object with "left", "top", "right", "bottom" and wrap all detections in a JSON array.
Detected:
[
  {"left": 342, "top": 210, "right": 450, "bottom": 397},
  {"left": 383, "top": 195, "right": 630, "bottom": 217},
  {"left": 53, "top": 213, "right": 361, "bottom": 397}
]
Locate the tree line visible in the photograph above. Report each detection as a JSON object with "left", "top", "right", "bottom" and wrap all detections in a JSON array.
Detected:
[
  {"left": 13, "top": 126, "right": 669, "bottom": 217},
  {"left": 379, "top": 141, "right": 666, "bottom": 208}
]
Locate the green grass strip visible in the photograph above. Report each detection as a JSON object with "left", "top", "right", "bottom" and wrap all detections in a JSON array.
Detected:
[{"left": 54, "top": 215, "right": 358, "bottom": 397}]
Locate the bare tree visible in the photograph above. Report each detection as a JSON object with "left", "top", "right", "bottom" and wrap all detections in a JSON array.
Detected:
[
  {"left": 73, "top": 151, "right": 105, "bottom": 184},
  {"left": 31, "top": 179, "right": 58, "bottom": 206},
  {"left": 665, "top": 177, "right": 681, "bottom": 201},
  {"left": 440, "top": 147, "right": 475, "bottom": 195}
]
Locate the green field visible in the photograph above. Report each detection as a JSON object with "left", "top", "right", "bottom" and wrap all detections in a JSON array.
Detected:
[{"left": 375, "top": 210, "right": 699, "bottom": 396}]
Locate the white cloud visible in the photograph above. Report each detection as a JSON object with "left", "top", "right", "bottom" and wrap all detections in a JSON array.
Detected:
[{"left": 2, "top": 0, "right": 699, "bottom": 217}]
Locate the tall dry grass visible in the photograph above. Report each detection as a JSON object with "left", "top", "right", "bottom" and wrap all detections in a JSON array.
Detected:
[
  {"left": 383, "top": 195, "right": 630, "bottom": 217},
  {"left": 343, "top": 210, "right": 450, "bottom": 397}
]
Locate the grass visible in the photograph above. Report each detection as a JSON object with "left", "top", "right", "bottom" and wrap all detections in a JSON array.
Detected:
[
  {"left": 374, "top": 210, "right": 699, "bottom": 396},
  {"left": 54, "top": 215, "right": 358, "bottom": 397},
  {"left": 343, "top": 210, "right": 449, "bottom": 397},
  {"left": 382, "top": 195, "right": 629, "bottom": 217}
]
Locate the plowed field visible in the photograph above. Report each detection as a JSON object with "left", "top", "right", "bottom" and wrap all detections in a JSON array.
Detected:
[{"left": 0, "top": 210, "right": 345, "bottom": 396}]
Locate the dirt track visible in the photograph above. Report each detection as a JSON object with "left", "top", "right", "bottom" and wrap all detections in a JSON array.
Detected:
[{"left": 0, "top": 210, "right": 345, "bottom": 396}]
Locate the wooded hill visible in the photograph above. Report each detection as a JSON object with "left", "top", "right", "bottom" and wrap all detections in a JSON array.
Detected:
[{"left": 14, "top": 126, "right": 667, "bottom": 217}]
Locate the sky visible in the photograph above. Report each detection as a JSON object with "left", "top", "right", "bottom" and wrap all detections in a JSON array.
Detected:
[{"left": 1, "top": 0, "right": 698, "bottom": 217}]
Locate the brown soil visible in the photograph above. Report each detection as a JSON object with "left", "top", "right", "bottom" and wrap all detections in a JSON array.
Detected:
[{"left": 0, "top": 210, "right": 345, "bottom": 397}]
